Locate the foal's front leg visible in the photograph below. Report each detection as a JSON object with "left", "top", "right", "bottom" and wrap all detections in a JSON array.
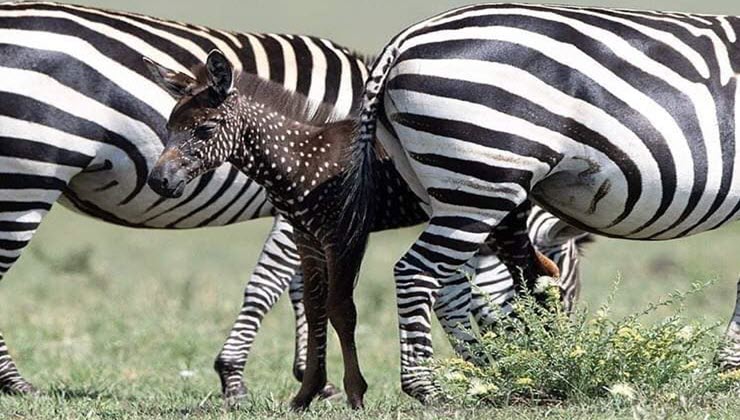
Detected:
[{"left": 289, "top": 232, "right": 329, "bottom": 411}]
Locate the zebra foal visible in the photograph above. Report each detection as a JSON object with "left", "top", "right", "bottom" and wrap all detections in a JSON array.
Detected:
[{"left": 346, "top": 3, "right": 740, "bottom": 403}]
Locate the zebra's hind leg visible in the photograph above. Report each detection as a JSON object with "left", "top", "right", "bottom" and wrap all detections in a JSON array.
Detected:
[
  {"left": 432, "top": 263, "right": 477, "bottom": 361},
  {"left": 487, "top": 203, "right": 561, "bottom": 305},
  {"left": 395, "top": 215, "right": 499, "bottom": 403},
  {"left": 214, "top": 215, "right": 300, "bottom": 402},
  {"left": 719, "top": 277, "right": 740, "bottom": 370},
  {"left": 469, "top": 243, "right": 516, "bottom": 330}
]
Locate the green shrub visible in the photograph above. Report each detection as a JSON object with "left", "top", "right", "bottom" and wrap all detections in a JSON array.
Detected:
[{"left": 431, "top": 278, "right": 740, "bottom": 409}]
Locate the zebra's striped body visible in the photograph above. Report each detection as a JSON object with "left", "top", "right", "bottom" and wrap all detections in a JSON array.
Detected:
[
  {"left": 355, "top": 3, "right": 740, "bottom": 401},
  {"left": 0, "top": 1, "right": 372, "bottom": 395},
  {"left": 0, "top": 1, "right": 587, "bottom": 398}
]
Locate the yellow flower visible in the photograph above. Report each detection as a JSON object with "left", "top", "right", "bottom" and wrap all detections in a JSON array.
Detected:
[
  {"left": 515, "top": 377, "right": 534, "bottom": 386},
  {"left": 444, "top": 371, "right": 466, "bottom": 382},
  {"left": 680, "top": 361, "right": 698, "bottom": 371},
  {"left": 607, "top": 383, "right": 637, "bottom": 400},
  {"left": 467, "top": 378, "right": 499, "bottom": 396},
  {"left": 676, "top": 326, "right": 694, "bottom": 341},
  {"left": 719, "top": 370, "right": 740, "bottom": 382},
  {"left": 569, "top": 346, "right": 586, "bottom": 358}
]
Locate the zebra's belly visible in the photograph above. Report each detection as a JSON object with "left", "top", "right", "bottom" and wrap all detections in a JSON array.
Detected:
[
  {"left": 533, "top": 156, "right": 740, "bottom": 240},
  {"left": 63, "top": 155, "right": 274, "bottom": 229}
]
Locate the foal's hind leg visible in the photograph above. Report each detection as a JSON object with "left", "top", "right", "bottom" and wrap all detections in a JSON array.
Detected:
[{"left": 325, "top": 245, "right": 368, "bottom": 409}]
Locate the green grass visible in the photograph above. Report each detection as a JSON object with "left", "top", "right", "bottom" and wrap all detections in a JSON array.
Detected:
[{"left": 1, "top": 207, "right": 740, "bottom": 419}]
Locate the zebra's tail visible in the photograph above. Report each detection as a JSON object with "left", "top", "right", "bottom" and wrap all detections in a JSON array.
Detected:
[{"left": 336, "top": 42, "right": 402, "bottom": 255}]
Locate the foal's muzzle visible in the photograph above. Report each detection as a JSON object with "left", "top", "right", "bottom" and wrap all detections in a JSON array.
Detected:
[{"left": 148, "top": 149, "right": 190, "bottom": 199}]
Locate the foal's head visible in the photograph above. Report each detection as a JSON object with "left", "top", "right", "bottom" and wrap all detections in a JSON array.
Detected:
[
  {"left": 144, "top": 50, "right": 246, "bottom": 198},
  {"left": 144, "top": 50, "right": 356, "bottom": 206}
]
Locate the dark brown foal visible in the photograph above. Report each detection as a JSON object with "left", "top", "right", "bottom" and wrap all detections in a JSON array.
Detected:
[{"left": 144, "top": 50, "right": 371, "bottom": 410}]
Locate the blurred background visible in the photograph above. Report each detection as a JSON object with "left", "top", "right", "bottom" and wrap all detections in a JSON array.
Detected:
[{"left": 2, "top": 0, "right": 740, "bottom": 414}]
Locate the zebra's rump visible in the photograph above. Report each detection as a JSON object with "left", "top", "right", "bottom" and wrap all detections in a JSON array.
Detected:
[{"left": 383, "top": 3, "right": 740, "bottom": 240}]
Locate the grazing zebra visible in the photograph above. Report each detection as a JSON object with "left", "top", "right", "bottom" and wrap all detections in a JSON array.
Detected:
[
  {"left": 349, "top": 3, "right": 740, "bottom": 402},
  {"left": 0, "top": 1, "right": 589, "bottom": 398}
]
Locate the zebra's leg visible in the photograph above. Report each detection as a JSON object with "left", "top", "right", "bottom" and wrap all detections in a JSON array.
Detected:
[
  {"left": 289, "top": 232, "right": 329, "bottom": 411},
  {"left": 288, "top": 275, "right": 340, "bottom": 399},
  {"left": 487, "top": 203, "right": 560, "bottom": 302},
  {"left": 0, "top": 332, "right": 35, "bottom": 395},
  {"left": 431, "top": 262, "right": 477, "bottom": 361},
  {"left": 214, "top": 215, "right": 300, "bottom": 400},
  {"left": 395, "top": 215, "right": 498, "bottom": 403},
  {"left": 541, "top": 239, "right": 583, "bottom": 314},
  {"left": 719, "top": 277, "right": 740, "bottom": 370},
  {"left": 470, "top": 243, "right": 516, "bottom": 329},
  {"left": 1, "top": 191, "right": 66, "bottom": 395}
]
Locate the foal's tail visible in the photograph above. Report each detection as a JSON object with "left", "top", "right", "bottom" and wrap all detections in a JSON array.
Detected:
[{"left": 337, "top": 42, "right": 403, "bottom": 255}]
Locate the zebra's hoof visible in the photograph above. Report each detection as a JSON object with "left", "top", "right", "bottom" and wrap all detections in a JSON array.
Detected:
[
  {"left": 0, "top": 380, "right": 40, "bottom": 396},
  {"left": 222, "top": 382, "right": 248, "bottom": 407},
  {"left": 318, "top": 382, "right": 341, "bottom": 400}
]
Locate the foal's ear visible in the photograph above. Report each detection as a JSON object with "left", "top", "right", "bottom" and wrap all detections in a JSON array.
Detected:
[
  {"left": 206, "top": 49, "right": 235, "bottom": 99},
  {"left": 142, "top": 56, "right": 198, "bottom": 99}
]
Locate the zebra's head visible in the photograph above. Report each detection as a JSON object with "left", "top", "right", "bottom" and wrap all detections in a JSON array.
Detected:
[{"left": 144, "top": 50, "right": 242, "bottom": 198}]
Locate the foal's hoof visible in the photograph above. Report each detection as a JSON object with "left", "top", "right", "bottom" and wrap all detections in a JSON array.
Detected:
[
  {"left": 347, "top": 395, "right": 365, "bottom": 410},
  {"left": 318, "top": 382, "right": 341, "bottom": 400},
  {"left": 289, "top": 396, "right": 312, "bottom": 412}
]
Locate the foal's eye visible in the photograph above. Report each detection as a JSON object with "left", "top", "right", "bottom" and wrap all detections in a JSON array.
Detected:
[{"left": 194, "top": 120, "right": 220, "bottom": 140}]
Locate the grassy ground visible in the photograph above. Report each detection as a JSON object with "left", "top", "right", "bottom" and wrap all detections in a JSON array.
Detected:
[{"left": 1, "top": 207, "right": 739, "bottom": 419}]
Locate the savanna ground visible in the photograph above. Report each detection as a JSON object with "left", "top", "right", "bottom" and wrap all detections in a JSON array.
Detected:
[{"left": 1, "top": 207, "right": 740, "bottom": 419}]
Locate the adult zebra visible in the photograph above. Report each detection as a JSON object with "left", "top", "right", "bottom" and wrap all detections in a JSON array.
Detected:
[
  {"left": 350, "top": 2, "right": 740, "bottom": 402},
  {"left": 0, "top": 1, "right": 588, "bottom": 397}
]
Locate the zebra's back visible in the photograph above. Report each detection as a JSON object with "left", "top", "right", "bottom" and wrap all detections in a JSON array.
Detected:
[{"left": 0, "top": 1, "right": 368, "bottom": 229}]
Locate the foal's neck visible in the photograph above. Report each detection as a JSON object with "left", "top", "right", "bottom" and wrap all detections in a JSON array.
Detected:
[{"left": 229, "top": 96, "right": 352, "bottom": 213}]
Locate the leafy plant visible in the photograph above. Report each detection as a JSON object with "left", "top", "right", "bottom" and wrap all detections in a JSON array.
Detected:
[{"left": 431, "top": 278, "right": 740, "bottom": 411}]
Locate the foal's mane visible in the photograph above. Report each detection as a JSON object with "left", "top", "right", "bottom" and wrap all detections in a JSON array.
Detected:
[
  {"left": 191, "top": 61, "right": 346, "bottom": 127},
  {"left": 236, "top": 72, "right": 343, "bottom": 126}
]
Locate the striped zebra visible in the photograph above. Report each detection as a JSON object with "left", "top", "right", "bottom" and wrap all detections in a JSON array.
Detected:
[
  {"left": 0, "top": 1, "right": 587, "bottom": 398},
  {"left": 350, "top": 3, "right": 740, "bottom": 402},
  {"left": 0, "top": 0, "right": 371, "bottom": 395}
]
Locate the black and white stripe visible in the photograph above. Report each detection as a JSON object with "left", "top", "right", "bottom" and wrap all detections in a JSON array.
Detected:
[
  {"left": 355, "top": 3, "right": 740, "bottom": 401},
  {"left": 0, "top": 0, "right": 367, "bottom": 395},
  {"left": 0, "top": 1, "right": 587, "bottom": 398}
]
